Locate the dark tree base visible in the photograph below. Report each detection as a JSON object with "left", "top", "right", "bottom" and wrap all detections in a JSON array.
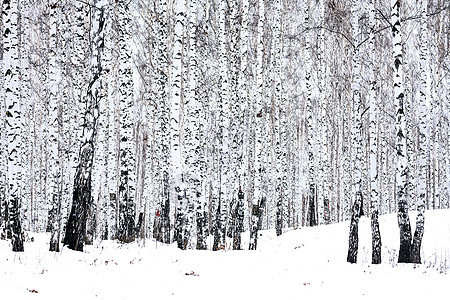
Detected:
[
  {"left": 398, "top": 243, "right": 412, "bottom": 263},
  {"left": 213, "top": 198, "right": 225, "bottom": 251},
  {"left": 49, "top": 241, "right": 60, "bottom": 252},
  {"left": 397, "top": 210, "right": 412, "bottom": 263},
  {"left": 411, "top": 229, "right": 423, "bottom": 264},
  {"left": 307, "top": 184, "right": 317, "bottom": 227},
  {"left": 64, "top": 179, "right": 90, "bottom": 252},
  {"left": 275, "top": 207, "right": 282, "bottom": 237},
  {"left": 233, "top": 188, "right": 244, "bottom": 250},
  {"left": 249, "top": 204, "right": 259, "bottom": 251},
  {"left": 371, "top": 211, "right": 382, "bottom": 264},
  {"left": 10, "top": 199, "right": 24, "bottom": 252},
  {"left": 347, "top": 192, "right": 363, "bottom": 264},
  {"left": 153, "top": 199, "right": 171, "bottom": 244},
  {"left": 196, "top": 209, "right": 208, "bottom": 250},
  {"left": 347, "top": 224, "right": 359, "bottom": 264}
]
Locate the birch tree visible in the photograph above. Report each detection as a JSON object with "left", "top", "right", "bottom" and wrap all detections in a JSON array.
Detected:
[
  {"left": 392, "top": 0, "right": 412, "bottom": 263},
  {"left": 105, "top": 0, "right": 118, "bottom": 240},
  {"left": 117, "top": 0, "right": 136, "bottom": 243},
  {"left": 172, "top": 0, "right": 187, "bottom": 249},
  {"left": 249, "top": 0, "right": 265, "bottom": 250},
  {"left": 317, "top": 0, "right": 327, "bottom": 225},
  {"left": 0, "top": 0, "right": 5, "bottom": 238},
  {"left": 184, "top": 0, "right": 208, "bottom": 250},
  {"left": 233, "top": 0, "right": 249, "bottom": 249},
  {"left": 213, "top": 0, "right": 229, "bottom": 251},
  {"left": 304, "top": 0, "right": 316, "bottom": 228},
  {"left": 18, "top": 0, "right": 33, "bottom": 233},
  {"left": 368, "top": 0, "right": 381, "bottom": 264},
  {"left": 153, "top": 0, "right": 171, "bottom": 244},
  {"left": 227, "top": 0, "right": 241, "bottom": 241},
  {"left": 64, "top": 0, "right": 105, "bottom": 251},
  {"left": 274, "top": 0, "right": 285, "bottom": 237},
  {"left": 411, "top": 0, "right": 428, "bottom": 264},
  {"left": 347, "top": 0, "right": 363, "bottom": 264},
  {"left": 3, "top": 0, "right": 24, "bottom": 252},
  {"left": 48, "top": 0, "right": 63, "bottom": 252}
]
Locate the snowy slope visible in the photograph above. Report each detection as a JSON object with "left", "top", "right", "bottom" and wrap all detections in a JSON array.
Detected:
[{"left": 1, "top": 210, "right": 449, "bottom": 300}]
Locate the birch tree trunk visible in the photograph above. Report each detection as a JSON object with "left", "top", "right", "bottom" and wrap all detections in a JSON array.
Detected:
[
  {"left": 0, "top": 1, "right": 5, "bottom": 237},
  {"left": 232, "top": 0, "right": 249, "bottom": 249},
  {"left": 104, "top": 0, "right": 118, "bottom": 240},
  {"left": 64, "top": 0, "right": 105, "bottom": 251},
  {"left": 317, "top": 0, "right": 327, "bottom": 225},
  {"left": 154, "top": 0, "right": 171, "bottom": 244},
  {"left": 249, "top": 0, "right": 265, "bottom": 250},
  {"left": 18, "top": 0, "right": 32, "bottom": 233},
  {"left": 68, "top": 0, "right": 88, "bottom": 208},
  {"left": 213, "top": 0, "right": 230, "bottom": 251},
  {"left": 304, "top": 0, "right": 316, "bottom": 228},
  {"left": 184, "top": 0, "right": 207, "bottom": 250},
  {"left": 445, "top": 19, "right": 450, "bottom": 210},
  {"left": 368, "top": 0, "right": 381, "bottom": 264},
  {"left": 117, "top": 0, "right": 136, "bottom": 244},
  {"left": 227, "top": 0, "right": 240, "bottom": 241},
  {"left": 3, "top": 0, "right": 24, "bottom": 252},
  {"left": 347, "top": 0, "right": 363, "bottom": 264},
  {"left": 411, "top": 0, "right": 428, "bottom": 264},
  {"left": 274, "top": 0, "right": 285, "bottom": 237},
  {"left": 48, "top": 0, "right": 63, "bottom": 252},
  {"left": 172, "top": 0, "right": 187, "bottom": 250},
  {"left": 392, "top": 0, "right": 412, "bottom": 263}
]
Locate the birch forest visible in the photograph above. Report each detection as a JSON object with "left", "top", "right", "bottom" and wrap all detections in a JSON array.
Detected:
[{"left": 0, "top": 0, "right": 449, "bottom": 266}]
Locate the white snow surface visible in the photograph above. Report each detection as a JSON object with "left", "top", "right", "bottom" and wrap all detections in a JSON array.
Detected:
[{"left": 1, "top": 210, "right": 449, "bottom": 299}]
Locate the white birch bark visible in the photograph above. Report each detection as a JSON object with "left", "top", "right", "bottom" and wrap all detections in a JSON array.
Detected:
[
  {"left": 69, "top": 0, "right": 88, "bottom": 184},
  {"left": 249, "top": 0, "right": 264, "bottom": 250},
  {"left": 368, "top": 0, "right": 381, "bottom": 264},
  {"left": 0, "top": 1, "right": 5, "bottom": 235},
  {"left": 172, "top": 0, "right": 187, "bottom": 249},
  {"left": 227, "top": 0, "right": 240, "bottom": 240},
  {"left": 117, "top": 0, "right": 136, "bottom": 243},
  {"left": 18, "top": 0, "right": 32, "bottom": 232},
  {"left": 184, "top": 0, "right": 207, "bottom": 250},
  {"left": 104, "top": 0, "right": 118, "bottom": 240},
  {"left": 304, "top": 0, "right": 316, "bottom": 227},
  {"left": 411, "top": 0, "right": 428, "bottom": 264},
  {"left": 274, "top": 0, "right": 285, "bottom": 236},
  {"left": 317, "top": 0, "right": 327, "bottom": 225},
  {"left": 234, "top": 0, "right": 250, "bottom": 248},
  {"left": 446, "top": 30, "right": 450, "bottom": 209},
  {"left": 212, "top": 0, "right": 230, "bottom": 251},
  {"left": 48, "top": 0, "right": 63, "bottom": 251},
  {"left": 3, "top": 0, "right": 24, "bottom": 251},
  {"left": 154, "top": 0, "right": 171, "bottom": 244},
  {"left": 58, "top": 0, "right": 72, "bottom": 242},
  {"left": 392, "top": 0, "right": 412, "bottom": 263},
  {"left": 347, "top": 0, "right": 363, "bottom": 263},
  {"left": 63, "top": 0, "right": 105, "bottom": 251}
]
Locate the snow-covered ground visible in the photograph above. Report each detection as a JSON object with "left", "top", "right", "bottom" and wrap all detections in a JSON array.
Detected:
[{"left": 1, "top": 210, "right": 449, "bottom": 299}]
